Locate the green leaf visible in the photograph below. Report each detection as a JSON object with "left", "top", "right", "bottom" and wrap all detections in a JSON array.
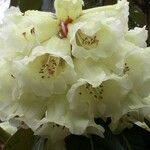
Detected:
[
  {"left": 116, "top": 124, "right": 150, "bottom": 150},
  {"left": 65, "top": 118, "right": 150, "bottom": 150},
  {"left": 0, "top": 127, "right": 11, "bottom": 143},
  {"left": 19, "top": 0, "right": 43, "bottom": 12},
  {"left": 3, "top": 128, "right": 34, "bottom": 150}
]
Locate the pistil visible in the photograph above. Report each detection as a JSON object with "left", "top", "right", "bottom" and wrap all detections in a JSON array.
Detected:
[{"left": 59, "top": 17, "right": 73, "bottom": 38}]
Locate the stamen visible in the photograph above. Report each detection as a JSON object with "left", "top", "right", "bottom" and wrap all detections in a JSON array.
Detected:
[
  {"left": 123, "top": 63, "right": 130, "bottom": 74},
  {"left": 83, "top": 83, "right": 104, "bottom": 101},
  {"left": 39, "top": 54, "right": 61, "bottom": 79},
  {"left": 30, "top": 27, "right": 35, "bottom": 34},
  {"left": 79, "top": 92, "right": 82, "bottom": 95},
  {"left": 76, "top": 30, "right": 99, "bottom": 50},
  {"left": 22, "top": 32, "right": 27, "bottom": 39},
  {"left": 10, "top": 74, "right": 15, "bottom": 79}
]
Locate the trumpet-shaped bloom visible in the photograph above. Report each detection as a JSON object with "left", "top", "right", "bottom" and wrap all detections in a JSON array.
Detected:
[
  {"left": 40, "top": 94, "right": 104, "bottom": 136},
  {"left": 35, "top": 123, "right": 70, "bottom": 150},
  {"left": 68, "top": 6, "right": 128, "bottom": 59},
  {"left": 13, "top": 36, "right": 76, "bottom": 97},
  {"left": 0, "top": 8, "right": 59, "bottom": 60},
  {"left": 67, "top": 75, "right": 132, "bottom": 129}
]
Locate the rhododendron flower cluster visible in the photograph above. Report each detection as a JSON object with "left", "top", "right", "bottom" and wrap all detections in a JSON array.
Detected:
[{"left": 0, "top": 0, "right": 150, "bottom": 149}]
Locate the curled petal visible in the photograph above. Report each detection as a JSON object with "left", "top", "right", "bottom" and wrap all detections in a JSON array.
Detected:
[{"left": 125, "top": 27, "right": 148, "bottom": 48}]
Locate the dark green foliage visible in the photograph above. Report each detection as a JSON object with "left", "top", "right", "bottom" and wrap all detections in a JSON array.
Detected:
[
  {"left": 0, "top": 127, "right": 10, "bottom": 143},
  {"left": 116, "top": 125, "right": 150, "bottom": 150},
  {"left": 3, "top": 128, "right": 34, "bottom": 150},
  {"left": 65, "top": 135, "right": 91, "bottom": 150},
  {"left": 1, "top": 120, "right": 149, "bottom": 150},
  {"left": 65, "top": 118, "right": 150, "bottom": 150}
]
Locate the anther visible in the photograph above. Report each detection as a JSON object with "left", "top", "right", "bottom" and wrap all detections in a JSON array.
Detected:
[
  {"left": 79, "top": 92, "right": 82, "bottom": 95},
  {"left": 30, "top": 27, "right": 35, "bottom": 34},
  {"left": 22, "top": 32, "right": 26, "bottom": 38},
  {"left": 10, "top": 74, "right": 15, "bottom": 79},
  {"left": 94, "top": 95, "right": 97, "bottom": 98}
]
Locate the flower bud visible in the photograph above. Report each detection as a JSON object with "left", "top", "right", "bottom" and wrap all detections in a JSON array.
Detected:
[{"left": 54, "top": 0, "right": 83, "bottom": 21}]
